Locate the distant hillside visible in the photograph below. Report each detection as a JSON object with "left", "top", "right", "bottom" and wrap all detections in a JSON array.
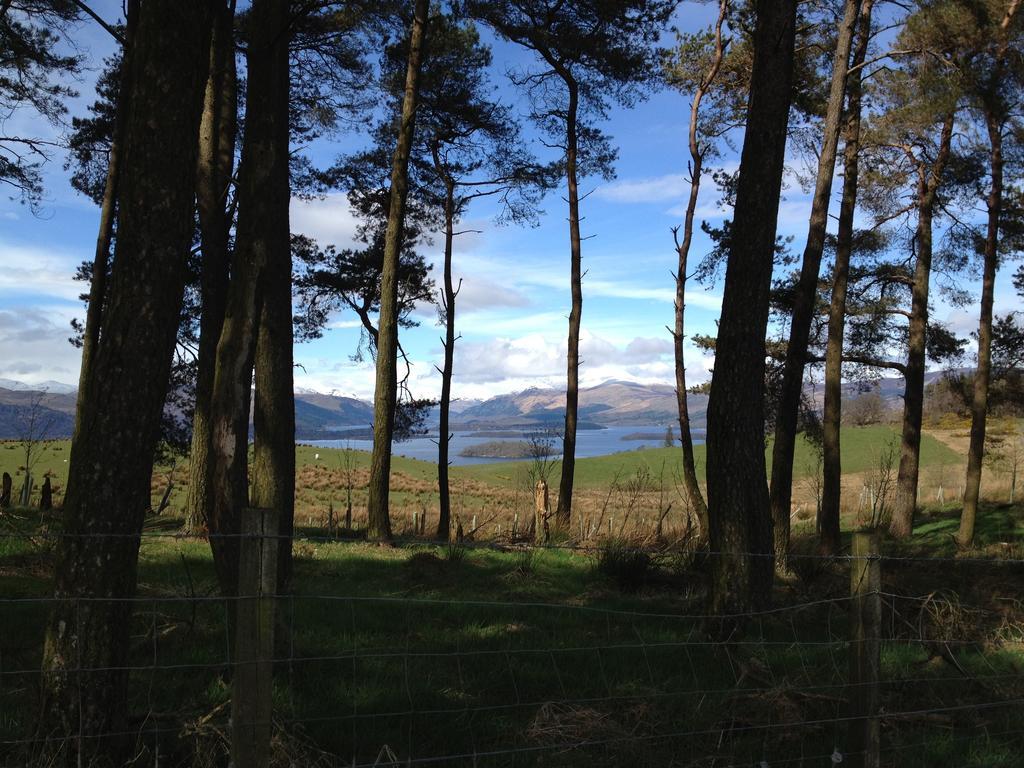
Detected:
[
  {"left": 0, "top": 384, "right": 373, "bottom": 440},
  {"left": 453, "top": 380, "right": 701, "bottom": 429},
  {"left": 0, "top": 402, "right": 75, "bottom": 440},
  {"left": 0, "top": 369, "right": 971, "bottom": 440},
  {"left": 292, "top": 395, "right": 373, "bottom": 439}
]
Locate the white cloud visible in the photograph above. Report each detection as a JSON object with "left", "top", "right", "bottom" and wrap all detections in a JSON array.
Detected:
[
  {"left": 595, "top": 174, "right": 689, "bottom": 203},
  {"left": 290, "top": 193, "right": 361, "bottom": 248},
  {"left": 586, "top": 281, "right": 675, "bottom": 303},
  {"left": 623, "top": 337, "right": 673, "bottom": 363},
  {"left": 584, "top": 280, "right": 723, "bottom": 311},
  {"left": 0, "top": 305, "right": 80, "bottom": 384},
  {"left": 0, "top": 241, "right": 85, "bottom": 302},
  {"left": 453, "top": 277, "right": 532, "bottom": 313},
  {"left": 455, "top": 333, "right": 564, "bottom": 384},
  {"left": 326, "top": 318, "right": 365, "bottom": 330}
]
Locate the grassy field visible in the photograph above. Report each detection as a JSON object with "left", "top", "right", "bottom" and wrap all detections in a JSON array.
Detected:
[
  {"left": 0, "top": 425, "right": 965, "bottom": 544},
  {"left": 0, "top": 422, "right": 1021, "bottom": 766},
  {"left": 1, "top": 499, "right": 1023, "bottom": 766}
]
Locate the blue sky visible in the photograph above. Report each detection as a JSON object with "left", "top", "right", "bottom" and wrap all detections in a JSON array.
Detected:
[{"left": 0, "top": 2, "right": 1018, "bottom": 402}]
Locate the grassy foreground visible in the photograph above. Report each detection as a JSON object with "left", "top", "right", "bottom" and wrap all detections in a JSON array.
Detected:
[
  {"left": 2, "top": 498, "right": 1024, "bottom": 766},
  {"left": 3, "top": 424, "right": 1017, "bottom": 766}
]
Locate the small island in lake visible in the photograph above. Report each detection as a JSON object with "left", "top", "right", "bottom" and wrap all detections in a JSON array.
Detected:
[
  {"left": 620, "top": 432, "right": 671, "bottom": 442},
  {"left": 459, "top": 440, "right": 554, "bottom": 459}
]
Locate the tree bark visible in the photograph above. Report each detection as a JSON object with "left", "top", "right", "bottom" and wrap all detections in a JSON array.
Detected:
[
  {"left": 821, "top": 0, "right": 874, "bottom": 556},
  {"left": 959, "top": 110, "right": 1004, "bottom": 545},
  {"left": 208, "top": 0, "right": 288, "bottom": 594},
  {"left": 769, "top": 0, "right": 860, "bottom": 565},
  {"left": 38, "top": 3, "right": 212, "bottom": 762},
  {"left": 437, "top": 182, "right": 456, "bottom": 540},
  {"left": 367, "top": 0, "right": 429, "bottom": 541},
  {"left": 705, "top": 0, "right": 798, "bottom": 613},
  {"left": 555, "top": 75, "right": 582, "bottom": 531},
  {"left": 250, "top": 0, "right": 293, "bottom": 591},
  {"left": 958, "top": 1, "right": 1020, "bottom": 543},
  {"left": 186, "top": 1, "right": 237, "bottom": 535},
  {"left": 72, "top": 0, "right": 137, "bottom": 435},
  {"left": 891, "top": 112, "right": 955, "bottom": 538},
  {"left": 672, "top": 0, "right": 728, "bottom": 542}
]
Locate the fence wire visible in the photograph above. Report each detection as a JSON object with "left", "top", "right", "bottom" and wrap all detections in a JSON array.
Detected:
[{"left": 1, "top": 526, "right": 1023, "bottom": 767}]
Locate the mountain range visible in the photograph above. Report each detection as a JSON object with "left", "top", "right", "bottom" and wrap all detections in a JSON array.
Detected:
[{"left": 0, "top": 371, "right": 958, "bottom": 440}]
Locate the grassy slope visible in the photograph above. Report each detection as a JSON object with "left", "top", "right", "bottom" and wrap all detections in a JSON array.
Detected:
[
  {"left": 0, "top": 428, "right": 962, "bottom": 535},
  {"left": 0, "top": 426, "right": 959, "bottom": 494},
  {"left": 453, "top": 424, "right": 960, "bottom": 488}
]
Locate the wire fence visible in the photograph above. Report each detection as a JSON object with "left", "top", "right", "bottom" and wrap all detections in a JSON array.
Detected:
[{"left": 2, "top": 519, "right": 1024, "bottom": 767}]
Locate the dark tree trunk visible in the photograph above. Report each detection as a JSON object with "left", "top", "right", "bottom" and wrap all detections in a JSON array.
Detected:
[
  {"left": 769, "top": 0, "right": 860, "bottom": 564},
  {"left": 821, "top": 0, "right": 874, "bottom": 556},
  {"left": 73, "top": 0, "right": 137, "bottom": 435},
  {"left": 672, "top": 0, "right": 728, "bottom": 542},
  {"left": 437, "top": 183, "right": 456, "bottom": 540},
  {"left": 208, "top": 0, "right": 289, "bottom": 594},
  {"left": 367, "top": 0, "right": 429, "bottom": 541},
  {"left": 250, "top": 0, "right": 293, "bottom": 591},
  {"left": 959, "top": 110, "right": 1004, "bottom": 545},
  {"left": 39, "top": 476, "right": 52, "bottom": 511},
  {"left": 891, "top": 112, "right": 954, "bottom": 539},
  {"left": 555, "top": 76, "right": 582, "bottom": 531},
  {"left": 187, "top": 2, "right": 237, "bottom": 535},
  {"left": 38, "top": 3, "right": 212, "bottom": 763},
  {"left": 705, "top": 0, "right": 797, "bottom": 613}
]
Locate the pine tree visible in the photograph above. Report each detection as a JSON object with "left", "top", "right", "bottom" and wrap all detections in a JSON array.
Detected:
[
  {"left": 366, "top": 0, "right": 431, "bottom": 541},
  {"left": 705, "top": 0, "right": 799, "bottom": 612},
  {"left": 467, "top": 0, "right": 675, "bottom": 530},
  {"left": 38, "top": 2, "right": 213, "bottom": 760},
  {"left": 768, "top": 0, "right": 861, "bottom": 563}
]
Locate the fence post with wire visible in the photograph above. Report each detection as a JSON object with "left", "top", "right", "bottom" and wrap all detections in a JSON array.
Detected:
[
  {"left": 848, "top": 529, "right": 881, "bottom": 768},
  {"left": 231, "top": 507, "right": 278, "bottom": 768}
]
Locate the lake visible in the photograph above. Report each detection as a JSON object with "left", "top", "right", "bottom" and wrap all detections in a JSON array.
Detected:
[{"left": 306, "top": 425, "right": 706, "bottom": 466}]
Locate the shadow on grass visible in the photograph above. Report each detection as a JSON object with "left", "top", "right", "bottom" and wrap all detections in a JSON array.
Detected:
[{"left": 1, "top": 508, "right": 1023, "bottom": 767}]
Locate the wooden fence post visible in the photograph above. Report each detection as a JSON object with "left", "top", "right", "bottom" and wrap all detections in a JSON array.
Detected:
[
  {"left": 232, "top": 507, "right": 279, "bottom": 768},
  {"left": 848, "top": 530, "right": 881, "bottom": 768},
  {"left": 534, "top": 480, "right": 549, "bottom": 544}
]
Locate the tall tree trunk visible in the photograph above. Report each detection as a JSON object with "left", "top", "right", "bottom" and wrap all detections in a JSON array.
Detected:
[
  {"left": 72, "top": 0, "right": 137, "bottom": 434},
  {"left": 958, "top": 1, "right": 1019, "bottom": 544},
  {"left": 959, "top": 110, "right": 1004, "bottom": 545},
  {"left": 672, "top": 0, "right": 728, "bottom": 541},
  {"left": 821, "top": 0, "right": 874, "bottom": 556},
  {"left": 555, "top": 76, "right": 582, "bottom": 531},
  {"left": 437, "top": 182, "right": 456, "bottom": 540},
  {"left": 891, "top": 112, "right": 955, "bottom": 538},
  {"left": 208, "top": 0, "right": 288, "bottom": 594},
  {"left": 705, "top": 0, "right": 798, "bottom": 613},
  {"left": 38, "top": 3, "right": 212, "bottom": 762},
  {"left": 367, "top": 0, "right": 429, "bottom": 541},
  {"left": 769, "top": 0, "right": 860, "bottom": 565},
  {"left": 186, "top": 1, "right": 237, "bottom": 535},
  {"left": 250, "top": 0, "right": 293, "bottom": 591}
]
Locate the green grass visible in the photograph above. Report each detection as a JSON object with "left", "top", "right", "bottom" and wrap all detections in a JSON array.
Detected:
[
  {"left": 453, "top": 423, "right": 960, "bottom": 489},
  {"left": 0, "top": 427, "right": 1009, "bottom": 765},
  {"left": 0, "top": 425, "right": 961, "bottom": 509},
  {"left": 2, "top": 500, "right": 1024, "bottom": 766}
]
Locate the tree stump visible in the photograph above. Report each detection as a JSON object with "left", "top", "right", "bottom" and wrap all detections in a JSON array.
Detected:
[
  {"left": 40, "top": 476, "right": 53, "bottom": 511},
  {"left": 18, "top": 473, "right": 33, "bottom": 508},
  {"left": 534, "top": 480, "right": 550, "bottom": 544}
]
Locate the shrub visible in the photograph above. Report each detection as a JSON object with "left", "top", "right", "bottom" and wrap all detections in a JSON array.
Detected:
[{"left": 596, "top": 537, "right": 653, "bottom": 592}]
